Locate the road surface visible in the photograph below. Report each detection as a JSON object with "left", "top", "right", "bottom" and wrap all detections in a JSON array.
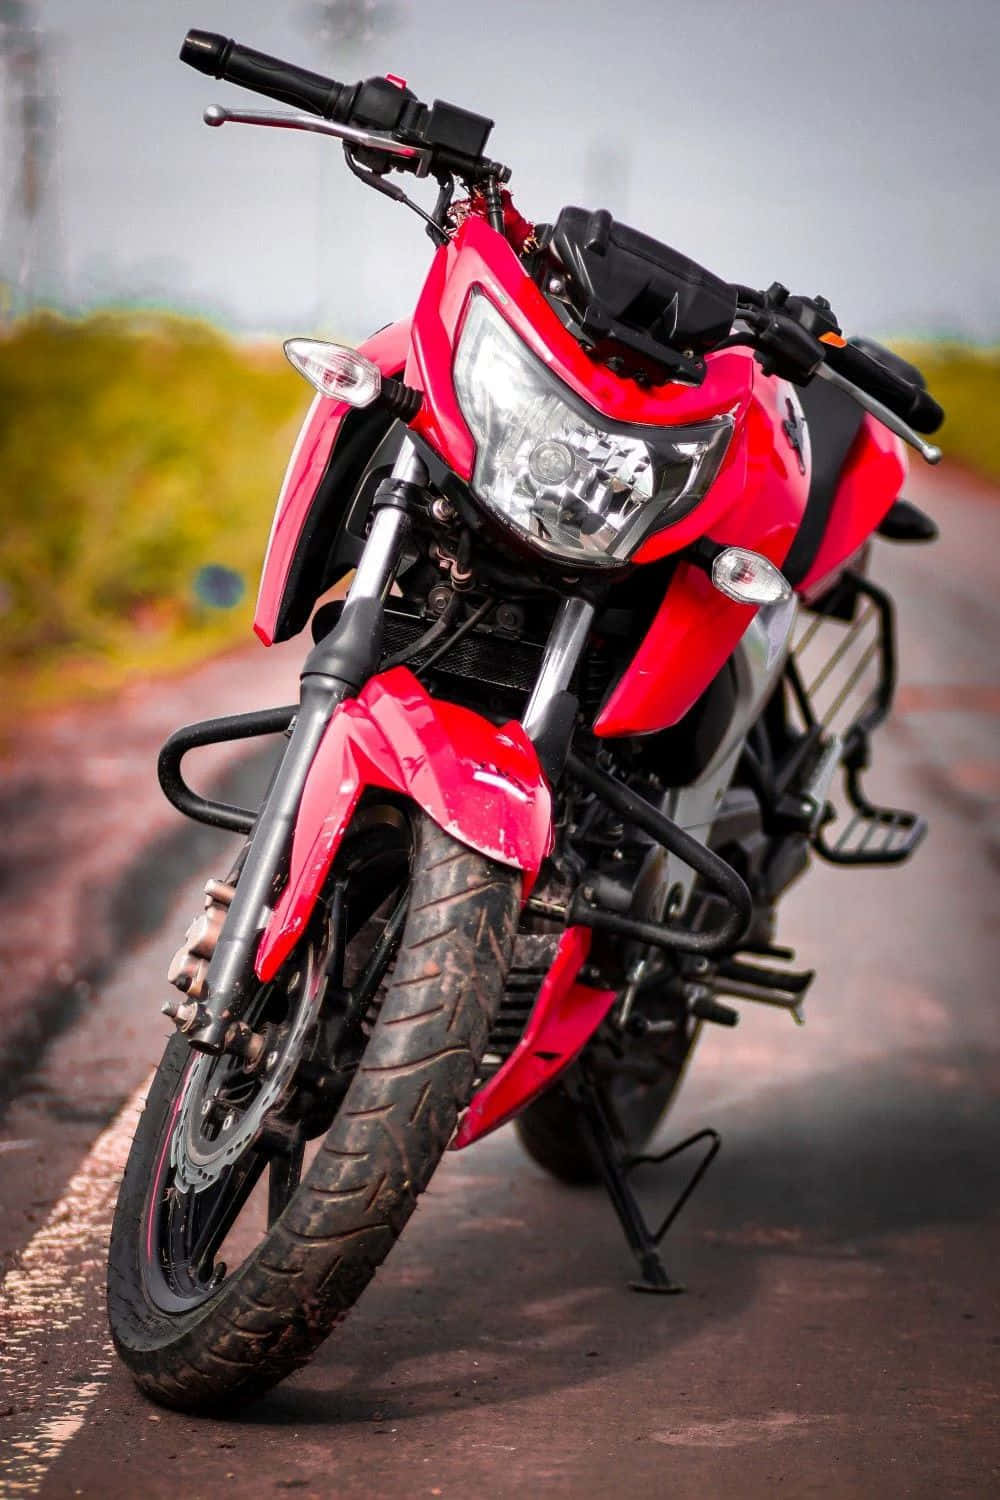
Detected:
[{"left": 0, "top": 463, "right": 997, "bottom": 1498}]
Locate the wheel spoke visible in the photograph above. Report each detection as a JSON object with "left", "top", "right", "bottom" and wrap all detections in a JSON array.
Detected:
[
  {"left": 267, "top": 1139, "right": 305, "bottom": 1227},
  {"left": 351, "top": 889, "right": 409, "bottom": 1015},
  {"left": 145, "top": 814, "right": 415, "bottom": 1313},
  {"left": 187, "top": 1146, "right": 269, "bottom": 1277},
  {"left": 324, "top": 878, "right": 349, "bottom": 991}
]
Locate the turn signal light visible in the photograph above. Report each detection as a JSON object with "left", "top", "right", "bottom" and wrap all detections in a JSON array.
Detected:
[
  {"left": 283, "top": 338, "right": 382, "bottom": 406},
  {"left": 711, "top": 547, "right": 791, "bottom": 605}
]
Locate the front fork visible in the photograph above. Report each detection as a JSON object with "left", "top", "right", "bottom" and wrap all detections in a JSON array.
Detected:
[
  {"left": 176, "top": 436, "right": 598, "bottom": 1056},
  {"left": 184, "top": 439, "right": 426, "bottom": 1053}
]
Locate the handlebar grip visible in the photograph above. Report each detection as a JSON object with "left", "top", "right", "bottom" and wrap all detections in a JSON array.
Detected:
[
  {"left": 824, "top": 340, "right": 944, "bottom": 435},
  {"left": 180, "top": 30, "right": 351, "bottom": 121}
]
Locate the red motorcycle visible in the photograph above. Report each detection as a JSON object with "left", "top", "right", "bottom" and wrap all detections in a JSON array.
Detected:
[{"left": 108, "top": 29, "right": 945, "bottom": 1410}]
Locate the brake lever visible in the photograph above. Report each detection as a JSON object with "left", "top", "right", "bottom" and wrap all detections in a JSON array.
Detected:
[
  {"left": 203, "top": 104, "right": 433, "bottom": 177},
  {"left": 815, "top": 362, "right": 942, "bottom": 465}
]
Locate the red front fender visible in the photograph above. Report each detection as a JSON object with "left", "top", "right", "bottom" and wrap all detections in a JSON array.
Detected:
[{"left": 254, "top": 668, "right": 552, "bottom": 983}]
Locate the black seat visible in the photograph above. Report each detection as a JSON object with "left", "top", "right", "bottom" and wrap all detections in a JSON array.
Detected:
[{"left": 782, "top": 377, "right": 864, "bottom": 587}]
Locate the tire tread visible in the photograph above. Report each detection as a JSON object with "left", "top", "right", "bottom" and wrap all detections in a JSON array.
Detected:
[{"left": 107, "top": 816, "right": 519, "bottom": 1412}]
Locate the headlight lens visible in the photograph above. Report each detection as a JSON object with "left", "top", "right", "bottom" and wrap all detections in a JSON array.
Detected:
[{"left": 453, "top": 293, "right": 734, "bottom": 567}]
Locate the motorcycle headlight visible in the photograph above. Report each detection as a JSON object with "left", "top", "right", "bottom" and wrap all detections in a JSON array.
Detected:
[{"left": 453, "top": 293, "right": 734, "bottom": 568}]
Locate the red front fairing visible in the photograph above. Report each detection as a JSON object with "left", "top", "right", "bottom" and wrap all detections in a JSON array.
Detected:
[
  {"left": 404, "top": 216, "right": 810, "bottom": 736},
  {"left": 453, "top": 926, "right": 617, "bottom": 1149},
  {"left": 407, "top": 217, "right": 771, "bottom": 486},
  {"left": 246, "top": 211, "right": 910, "bottom": 1144},
  {"left": 255, "top": 215, "right": 903, "bottom": 738},
  {"left": 254, "top": 668, "right": 552, "bottom": 984},
  {"left": 253, "top": 319, "right": 411, "bottom": 646},
  {"left": 798, "top": 415, "right": 907, "bottom": 602}
]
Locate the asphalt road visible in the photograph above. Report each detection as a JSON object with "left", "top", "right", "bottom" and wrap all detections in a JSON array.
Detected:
[{"left": 1, "top": 462, "right": 998, "bottom": 1499}]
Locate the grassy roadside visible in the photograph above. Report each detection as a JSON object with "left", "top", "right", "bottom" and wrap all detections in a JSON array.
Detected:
[
  {"left": 894, "top": 344, "right": 1000, "bottom": 483},
  {"left": 0, "top": 313, "right": 307, "bottom": 733},
  {"left": 1, "top": 315, "right": 996, "bottom": 739}
]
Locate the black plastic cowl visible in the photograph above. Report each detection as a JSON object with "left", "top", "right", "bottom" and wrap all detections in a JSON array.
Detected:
[{"left": 552, "top": 207, "right": 738, "bottom": 359}]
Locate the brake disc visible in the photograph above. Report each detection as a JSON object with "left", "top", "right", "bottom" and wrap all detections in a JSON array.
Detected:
[{"left": 171, "top": 946, "right": 322, "bottom": 1193}]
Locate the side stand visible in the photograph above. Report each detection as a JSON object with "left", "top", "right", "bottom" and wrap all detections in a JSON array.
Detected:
[{"left": 564, "top": 1069, "right": 720, "bottom": 1294}]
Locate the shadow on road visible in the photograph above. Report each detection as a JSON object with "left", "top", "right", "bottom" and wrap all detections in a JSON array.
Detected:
[{"left": 214, "top": 1041, "right": 1000, "bottom": 1433}]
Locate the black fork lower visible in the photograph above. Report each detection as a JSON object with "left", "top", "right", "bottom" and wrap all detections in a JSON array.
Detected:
[{"left": 163, "top": 440, "right": 428, "bottom": 1056}]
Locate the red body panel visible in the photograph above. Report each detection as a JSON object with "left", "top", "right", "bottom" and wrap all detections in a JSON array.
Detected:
[
  {"left": 253, "top": 319, "right": 412, "bottom": 646},
  {"left": 244, "top": 212, "right": 910, "bottom": 1138},
  {"left": 408, "top": 217, "right": 783, "bottom": 487},
  {"left": 799, "top": 415, "right": 907, "bottom": 601},
  {"left": 404, "top": 217, "right": 814, "bottom": 737},
  {"left": 598, "top": 367, "right": 811, "bottom": 734},
  {"left": 597, "top": 564, "right": 757, "bottom": 736},
  {"left": 254, "top": 668, "right": 552, "bottom": 983},
  {"left": 453, "top": 926, "right": 617, "bottom": 1149}
]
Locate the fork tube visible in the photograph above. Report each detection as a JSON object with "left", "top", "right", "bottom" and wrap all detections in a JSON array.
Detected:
[
  {"left": 190, "top": 438, "right": 426, "bottom": 1054},
  {"left": 522, "top": 597, "right": 595, "bottom": 742}
]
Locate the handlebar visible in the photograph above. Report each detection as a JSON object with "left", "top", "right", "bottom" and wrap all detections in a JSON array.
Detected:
[
  {"left": 181, "top": 30, "right": 351, "bottom": 120},
  {"left": 180, "top": 29, "right": 501, "bottom": 181},
  {"left": 734, "top": 289, "right": 944, "bottom": 441},
  {"left": 180, "top": 31, "right": 943, "bottom": 452},
  {"left": 821, "top": 339, "right": 943, "bottom": 435}
]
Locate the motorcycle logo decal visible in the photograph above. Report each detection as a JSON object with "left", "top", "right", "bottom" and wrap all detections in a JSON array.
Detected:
[{"left": 782, "top": 393, "right": 809, "bottom": 475}]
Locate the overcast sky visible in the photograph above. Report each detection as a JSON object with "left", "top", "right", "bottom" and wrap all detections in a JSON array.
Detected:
[{"left": 3, "top": 0, "right": 998, "bottom": 340}]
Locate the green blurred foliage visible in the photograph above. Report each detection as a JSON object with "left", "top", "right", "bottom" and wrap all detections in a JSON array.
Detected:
[
  {"left": 898, "top": 345, "right": 1000, "bottom": 484},
  {"left": 0, "top": 315, "right": 995, "bottom": 726},
  {"left": 0, "top": 313, "right": 306, "bottom": 713}
]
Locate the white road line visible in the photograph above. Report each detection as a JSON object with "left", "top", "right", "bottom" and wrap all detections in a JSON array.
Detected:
[{"left": 0, "top": 1074, "right": 153, "bottom": 1498}]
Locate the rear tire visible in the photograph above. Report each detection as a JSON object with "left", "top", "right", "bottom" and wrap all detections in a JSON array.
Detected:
[
  {"left": 108, "top": 814, "right": 519, "bottom": 1411},
  {"left": 516, "top": 1024, "right": 699, "bottom": 1186}
]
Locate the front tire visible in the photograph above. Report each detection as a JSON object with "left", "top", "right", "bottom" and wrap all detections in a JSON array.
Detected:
[{"left": 108, "top": 814, "right": 519, "bottom": 1411}]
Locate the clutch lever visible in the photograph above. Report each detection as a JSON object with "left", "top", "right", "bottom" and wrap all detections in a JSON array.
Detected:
[
  {"left": 203, "top": 104, "right": 433, "bottom": 177},
  {"left": 815, "top": 361, "right": 942, "bottom": 465}
]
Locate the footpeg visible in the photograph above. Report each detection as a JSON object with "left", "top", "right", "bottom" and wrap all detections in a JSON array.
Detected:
[
  {"left": 688, "top": 992, "right": 739, "bottom": 1027},
  {"left": 713, "top": 956, "right": 815, "bottom": 1025},
  {"left": 814, "top": 763, "right": 926, "bottom": 866},
  {"left": 716, "top": 957, "right": 813, "bottom": 994}
]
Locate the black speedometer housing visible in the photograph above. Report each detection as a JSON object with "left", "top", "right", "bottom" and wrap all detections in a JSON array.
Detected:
[{"left": 545, "top": 206, "right": 738, "bottom": 382}]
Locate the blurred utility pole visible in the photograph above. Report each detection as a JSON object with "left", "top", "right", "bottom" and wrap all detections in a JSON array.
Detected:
[
  {"left": 0, "top": 0, "right": 55, "bottom": 323},
  {"left": 303, "top": 0, "right": 398, "bottom": 53}
]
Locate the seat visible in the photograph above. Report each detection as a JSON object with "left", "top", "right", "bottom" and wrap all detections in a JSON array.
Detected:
[{"left": 782, "top": 377, "right": 864, "bottom": 588}]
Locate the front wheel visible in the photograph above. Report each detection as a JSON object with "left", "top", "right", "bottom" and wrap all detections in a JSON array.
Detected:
[{"left": 108, "top": 810, "right": 519, "bottom": 1411}]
